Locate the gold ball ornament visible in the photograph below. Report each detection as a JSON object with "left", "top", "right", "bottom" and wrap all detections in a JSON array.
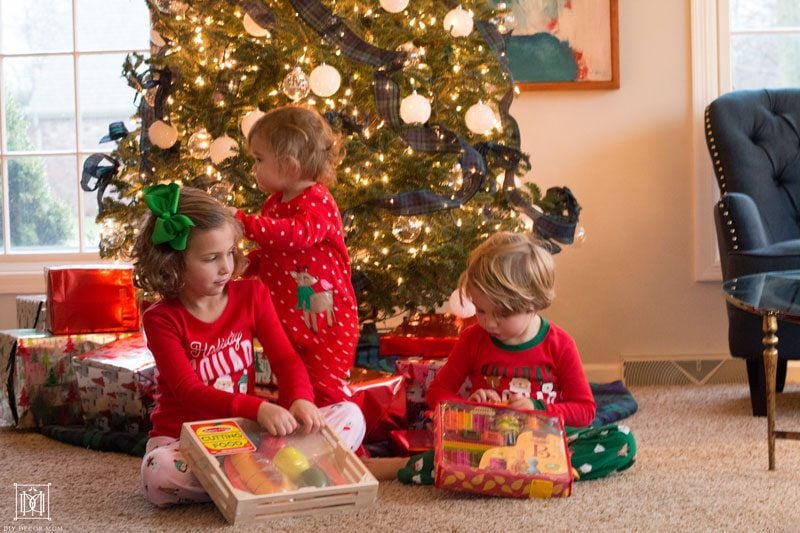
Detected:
[
  {"left": 391, "top": 215, "right": 424, "bottom": 243},
  {"left": 281, "top": 66, "right": 310, "bottom": 102},
  {"left": 187, "top": 128, "right": 212, "bottom": 159}
]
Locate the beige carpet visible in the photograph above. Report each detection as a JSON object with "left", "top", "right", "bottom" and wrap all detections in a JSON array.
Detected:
[{"left": 2, "top": 384, "right": 800, "bottom": 532}]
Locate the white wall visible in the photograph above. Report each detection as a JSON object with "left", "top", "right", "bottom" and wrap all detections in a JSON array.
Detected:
[
  {"left": 514, "top": 0, "right": 728, "bottom": 380},
  {"left": 0, "top": 1, "right": 730, "bottom": 380}
]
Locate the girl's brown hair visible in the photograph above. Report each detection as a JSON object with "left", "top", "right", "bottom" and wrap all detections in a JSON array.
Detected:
[
  {"left": 457, "top": 231, "right": 555, "bottom": 316},
  {"left": 247, "top": 104, "right": 343, "bottom": 187},
  {"left": 130, "top": 186, "right": 247, "bottom": 299}
]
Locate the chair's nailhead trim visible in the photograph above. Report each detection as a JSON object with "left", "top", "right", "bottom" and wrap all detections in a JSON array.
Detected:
[{"left": 708, "top": 107, "right": 736, "bottom": 249}]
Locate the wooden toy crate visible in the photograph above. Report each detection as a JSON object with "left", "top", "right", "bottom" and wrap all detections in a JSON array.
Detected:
[
  {"left": 180, "top": 417, "right": 378, "bottom": 524},
  {"left": 434, "top": 400, "right": 573, "bottom": 499}
]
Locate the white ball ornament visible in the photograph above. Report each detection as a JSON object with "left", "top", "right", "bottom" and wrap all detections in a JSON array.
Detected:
[
  {"left": 399, "top": 91, "right": 431, "bottom": 124},
  {"left": 309, "top": 64, "right": 341, "bottom": 97},
  {"left": 209, "top": 135, "right": 239, "bottom": 165},
  {"left": 465, "top": 101, "right": 497, "bottom": 134},
  {"left": 380, "top": 0, "right": 409, "bottom": 13},
  {"left": 243, "top": 14, "right": 269, "bottom": 37},
  {"left": 147, "top": 120, "right": 178, "bottom": 149},
  {"left": 240, "top": 109, "right": 265, "bottom": 138},
  {"left": 448, "top": 289, "right": 476, "bottom": 318},
  {"left": 443, "top": 6, "right": 473, "bottom": 37}
]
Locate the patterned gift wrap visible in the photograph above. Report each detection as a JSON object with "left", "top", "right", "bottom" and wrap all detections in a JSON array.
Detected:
[
  {"left": 72, "top": 334, "right": 156, "bottom": 434},
  {"left": 46, "top": 265, "right": 140, "bottom": 335},
  {"left": 16, "top": 294, "right": 48, "bottom": 332},
  {"left": 395, "top": 357, "right": 471, "bottom": 429},
  {"left": 434, "top": 400, "right": 572, "bottom": 499},
  {"left": 0, "top": 329, "right": 128, "bottom": 428}
]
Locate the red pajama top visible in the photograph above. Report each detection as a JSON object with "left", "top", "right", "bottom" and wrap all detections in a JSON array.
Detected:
[
  {"left": 235, "top": 183, "right": 359, "bottom": 406},
  {"left": 426, "top": 320, "right": 596, "bottom": 427},
  {"left": 143, "top": 278, "right": 314, "bottom": 439}
]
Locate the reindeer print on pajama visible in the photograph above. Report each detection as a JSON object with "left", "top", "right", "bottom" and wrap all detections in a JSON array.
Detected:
[{"left": 237, "top": 183, "right": 359, "bottom": 406}]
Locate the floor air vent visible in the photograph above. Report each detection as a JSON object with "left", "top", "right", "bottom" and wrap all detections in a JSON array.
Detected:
[{"left": 623, "top": 359, "right": 748, "bottom": 386}]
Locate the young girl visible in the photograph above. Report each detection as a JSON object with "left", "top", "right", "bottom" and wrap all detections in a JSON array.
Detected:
[
  {"left": 134, "top": 183, "right": 365, "bottom": 507},
  {"left": 234, "top": 104, "right": 358, "bottom": 407},
  {"left": 392, "top": 231, "right": 635, "bottom": 483}
]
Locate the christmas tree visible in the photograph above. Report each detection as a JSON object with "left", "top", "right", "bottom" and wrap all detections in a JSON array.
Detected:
[{"left": 87, "top": 0, "right": 580, "bottom": 320}]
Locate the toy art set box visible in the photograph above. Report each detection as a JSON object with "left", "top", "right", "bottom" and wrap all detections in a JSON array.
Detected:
[
  {"left": 434, "top": 400, "right": 572, "bottom": 499},
  {"left": 180, "top": 417, "right": 377, "bottom": 524}
]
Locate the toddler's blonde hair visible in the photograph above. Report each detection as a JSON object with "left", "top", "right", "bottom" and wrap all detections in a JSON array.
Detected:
[
  {"left": 247, "top": 104, "right": 342, "bottom": 187},
  {"left": 457, "top": 231, "right": 555, "bottom": 316}
]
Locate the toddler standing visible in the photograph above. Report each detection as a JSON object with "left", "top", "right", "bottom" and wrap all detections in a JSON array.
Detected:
[{"left": 235, "top": 105, "right": 358, "bottom": 406}]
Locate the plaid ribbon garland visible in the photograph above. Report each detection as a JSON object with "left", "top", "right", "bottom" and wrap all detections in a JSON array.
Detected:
[
  {"left": 290, "top": 0, "right": 406, "bottom": 68},
  {"left": 81, "top": 153, "right": 120, "bottom": 214},
  {"left": 235, "top": 0, "right": 276, "bottom": 28}
]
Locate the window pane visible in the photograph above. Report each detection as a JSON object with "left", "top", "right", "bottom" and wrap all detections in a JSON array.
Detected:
[
  {"left": 3, "top": 56, "right": 76, "bottom": 152},
  {"left": 83, "top": 189, "right": 100, "bottom": 249},
  {"left": 79, "top": 53, "right": 140, "bottom": 151},
  {"left": 731, "top": 34, "right": 800, "bottom": 89},
  {"left": 0, "top": 1, "right": 73, "bottom": 54},
  {"left": 731, "top": 0, "right": 800, "bottom": 31},
  {"left": 76, "top": 0, "right": 150, "bottom": 52},
  {"left": 7, "top": 155, "right": 78, "bottom": 251}
]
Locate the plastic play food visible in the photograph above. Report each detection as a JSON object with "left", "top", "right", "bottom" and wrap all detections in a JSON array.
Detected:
[
  {"left": 298, "top": 466, "right": 331, "bottom": 488},
  {"left": 273, "top": 446, "right": 311, "bottom": 480},
  {"left": 226, "top": 453, "right": 291, "bottom": 495}
]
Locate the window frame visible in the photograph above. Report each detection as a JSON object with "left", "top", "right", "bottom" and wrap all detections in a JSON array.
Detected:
[
  {"left": 692, "top": 0, "right": 726, "bottom": 282},
  {"left": 0, "top": 2, "right": 148, "bottom": 293}
]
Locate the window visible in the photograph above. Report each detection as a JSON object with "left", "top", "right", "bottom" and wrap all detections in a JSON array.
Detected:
[
  {"left": 0, "top": 0, "right": 148, "bottom": 279},
  {"left": 691, "top": 0, "right": 800, "bottom": 281}
]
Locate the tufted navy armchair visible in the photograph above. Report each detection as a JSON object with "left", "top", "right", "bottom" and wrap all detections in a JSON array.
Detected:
[{"left": 705, "top": 88, "right": 800, "bottom": 416}]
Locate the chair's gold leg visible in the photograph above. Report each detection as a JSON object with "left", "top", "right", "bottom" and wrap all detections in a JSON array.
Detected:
[{"left": 763, "top": 313, "right": 778, "bottom": 471}]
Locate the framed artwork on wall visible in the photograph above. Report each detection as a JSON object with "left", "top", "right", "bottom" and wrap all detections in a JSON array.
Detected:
[{"left": 505, "top": 0, "right": 620, "bottom": 90}]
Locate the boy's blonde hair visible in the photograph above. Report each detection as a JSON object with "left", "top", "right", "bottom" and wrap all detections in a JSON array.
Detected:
[
  {"left": 130, "top": 186, "right": 247, "bottom": 300},
  {"left": 457, "top": 231, "right": 555, "bottom": 315},
  {"left": 247, "top": 104, "right": 342, "bottom": 187}
]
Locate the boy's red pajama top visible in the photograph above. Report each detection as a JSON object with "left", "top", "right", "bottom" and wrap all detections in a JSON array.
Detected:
[
  {"left": 235, "top": 183, "right": 359, "bottom": 406},
  {"left": 143, "top": 278, "right": 314, "bottom": 439},
  {"left": 426, "top": 320, "right": 596, "bottom": 427}
]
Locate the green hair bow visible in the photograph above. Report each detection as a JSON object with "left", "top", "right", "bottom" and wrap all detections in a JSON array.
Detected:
[{"left": 143, "top": 183, "right": 195, "bottom": 251}]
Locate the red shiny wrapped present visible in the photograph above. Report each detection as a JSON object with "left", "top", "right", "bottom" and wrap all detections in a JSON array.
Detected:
[
  {"left": 389, "top": 429, "right": 434, "bottom": 454},
  {"left": 379, "top": 313, "right": 476, "bottom": 358},
  {"left": 47, "top": 265, "right": 140, "bottom": 335},
  {"left": 344, "top": 368, "right": 407, "bottom": 444}
]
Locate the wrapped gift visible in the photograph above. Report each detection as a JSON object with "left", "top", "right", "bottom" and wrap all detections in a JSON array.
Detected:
[
  {"left": 434, "top": 400, "right": 572, "bottom": 499},
  {"left": 379, "top": 313, "right": 476, "bottom": 358},
  {"left": 46, "top": 265, "right": 140, "bottom": 335},
  {"left": 395, "top": 357, "right": 471, "bottom": 429},
  {"left": 344, "top": 368, "right": 406, "bottom": 444},
  {"left": 16, "top": 294, "right": 48, "bottom": 331},
  {"left": 0, "top": 329, "right": 127, "bottom": 428},
  {"left": 181, "top": 417, "right": 377, "bottom": 524},
  {"left": 72, "top": 334, "right": 156, "bottom": 434},
  {"left": 389, "top": 429, "right": 434, "bottom": 454}
]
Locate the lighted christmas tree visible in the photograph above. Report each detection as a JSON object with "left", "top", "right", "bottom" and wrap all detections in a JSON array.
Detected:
[{"left": 87, "top": 0, "right": 580, "bottom": 320}]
